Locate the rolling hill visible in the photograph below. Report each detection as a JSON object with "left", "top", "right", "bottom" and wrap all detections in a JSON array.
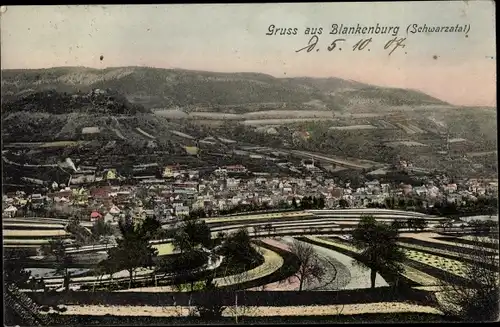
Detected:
[
  {"left": 1, "top": 66, "right": 448, "bottom": 113},
  {"left": 1, "top": 66, "right": 496, "bottom": 178}
]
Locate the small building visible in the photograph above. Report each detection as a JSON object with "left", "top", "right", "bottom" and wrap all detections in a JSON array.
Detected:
[
  {"left": 103, "top": 212, "right": 114, "bottom": 223},
  {"left": 3, "top": 205, "right": 18, "bottom": 218},
  {"left": 104, "top": 169, "right": 117, "bottom": 180},
  {"left": 163, "top": 166, "right": 174, "bottom": 178},
  {"left": 109, "top": 205, "right": 121, "bottom": 215},
  {"left": 175, "top": 205, "right": 190, "bottom": 217},
  {"left": 301, "top": 159, "right": 315, "bottom": 170},
  {"left": 82, "top": 127, "right": 101, "bottom": 135},
  {"left": 225, "top": 165, "right": 247, "bottom": 174},
  {"left": 90, "top": 211, "right": 103, "bottom": 222},
  {"left": 226, "top": 178, "right": 240, "bottom": 189}
]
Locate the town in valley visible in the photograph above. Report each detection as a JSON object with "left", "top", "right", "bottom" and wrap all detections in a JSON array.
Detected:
[{"left": 2, "top": 2, "right": 498, "bottom": 325}]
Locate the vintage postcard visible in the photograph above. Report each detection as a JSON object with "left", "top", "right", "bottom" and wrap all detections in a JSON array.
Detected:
[{"left": 1, "top": 1, "right": 498, "bottom": 325}]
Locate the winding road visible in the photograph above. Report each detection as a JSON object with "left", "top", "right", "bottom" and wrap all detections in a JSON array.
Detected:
[{"left": 279, "top": 236, "right": 388, "bottom": 290}]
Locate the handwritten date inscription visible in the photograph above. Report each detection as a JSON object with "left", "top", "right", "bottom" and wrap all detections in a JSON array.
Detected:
[{"left": 296, "top": 35, "right": 406, "bottom": 56}]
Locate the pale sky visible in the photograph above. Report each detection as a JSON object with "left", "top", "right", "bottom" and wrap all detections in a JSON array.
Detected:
[{"left": 1, "top": 2, "right": 496, "bottom": 106}]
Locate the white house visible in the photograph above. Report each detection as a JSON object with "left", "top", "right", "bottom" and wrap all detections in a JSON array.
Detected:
[
  {"left": 109, "top": 205, "right": 121, "bottom": 215},
  {"left": 3, "top": 205, "right": 18, "bottom": 218},
  {"left": 175, "top": 206, "right": 190, "bottom": 217},
  {"left": 104, "top": 212, "right": 114, "bottom": 223}
]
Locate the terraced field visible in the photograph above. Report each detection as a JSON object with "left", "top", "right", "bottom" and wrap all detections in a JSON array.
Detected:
[
  {"left": 2, "top": 223, "right": 67, "bottom": 230},
  {"left": 402, "top": 249, "right": 466, "bottom": 278},
  {"left": 5, "top": 210, "right": 495, "bottom": 323},
  {"left": 398, "top": 242, "right": 499, "bottom": 265},
  {"left": 3, "top": 217, "right": 69, "bottom": 224},
  {"left": 3, "top": 239, "right": 52, "bottom": 246},
  {"left": 3, "top": 218, "right": 69, "bottom": 250},
  {"left": 400, "top": 266, "right": 441, "bottom": 286},
  {"left": 3, "top": 230, "right": 68, "bottom": 237},
  {"left": 214, "top": 246, "right": 284, "bottom": 287},
  {"left": 311, "top": 236, "right": 447, "bottom": 287},
  {"left": 205, "top": 211, "right": 313, "bottom": 224},
  {"left": 400, "top": 232, "right": 498, "bottom": 254}
]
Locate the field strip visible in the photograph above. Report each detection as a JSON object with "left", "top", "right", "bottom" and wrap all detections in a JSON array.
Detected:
[
  {"left": 306, "top": 236, "right": 358, "bottom": 252},
  {"left": 401, "top": 265, "right": 441, "bottom": 286},
  {"left": 290, "top": 151, "right": 373, "bottom": 169},
  {"left": 210, "top": 221, "right": 343, "bottom": 232},
  {"left": 3, "top": 244, "right": 44, "bottom": 248},
  {"left": 211, "top": 217, "right": 342, "bottom": 226},
  {"left": 402, "top": 249, "right": 466, "bottom": 278},
  {"left": 110, "top": 127, "right": 126, "bottom": 140},
  {"left": 49, "top": 303, "right": 442, "bottom": 317},
  {"left": 3, "top": 217, "right": 69, "bottom": 224},
  {"left": 214, "top": 246, "right": 284, "bottom": 287},
  {"left": 395, "top": 123, "right": 416, "bottom": 134},
  {"left": 40, "top": 141, "right": 81, "bottom": 148},
  {"left": 413, "top": 285, "right": 451, "bottom": 292},
  {"left": 205, "top": 211, "right": 311, "bottom": 223},
  {"left": 306, "top": 209, "right": 435, "bottom": 217},
  {"left": 3, "top": 239, "right": 51, "bottom": 244},
  {"left": 401, "top": 232, "right": 497, "bottom": 253},
  {"left": 398, "top": 242, "right": 499, "bottom": 262},
  {"left": 212, "top": 228, "right": 342, "bottom": 238},
  {"left": 459, "top": 235, "right": 497, "bottom": 245},
  {"left": 261, "top": 238, "right": 291, "bottom": 251},
  {"left": 3, "top": 223, "right": 65, "bottom": 229},
  {"left": 407, "top": 124, "right": 425, "bottom": 133},
  {"left": 3, "top": 229, "right": 68, "bottom": 237},
  {"left": 152, "top": 243, "right": 175, "bottom": 255},
  {"left": 135, "top": 127, "right": 156, "bottom": 139},
  {"left": 171, "top": 130, "right": 195, "bottom": 139},
  {"left": 466, "top": 150, "right": 497, "bottom": 157}
]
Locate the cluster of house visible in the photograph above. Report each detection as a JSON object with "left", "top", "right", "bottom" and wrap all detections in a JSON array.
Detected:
[
  {"left": 344, "top": 177, "right": 498, "bottom": 207},
  {"left": 2, "top": 161, "right": 498, "bottom": 221}
]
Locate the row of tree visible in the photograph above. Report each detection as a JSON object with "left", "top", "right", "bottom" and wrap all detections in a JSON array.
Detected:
[
  {"left": 214, "top": 196, "right": 328, "bottom": 217},
  {"left": 292, "top": 196, "right": 326, "bottom": 210},
  {"left": 348, "top": 215, "right": 499, "bottom": 321},
  {"left": 391, "top": 218, "right": 428, "bottom": 231}
]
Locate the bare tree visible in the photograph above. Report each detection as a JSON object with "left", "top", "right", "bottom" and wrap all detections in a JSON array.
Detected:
[
  {"left": 437, "top": 235, "right": 499, "bottom": 321},
  {"left": 288, "top": 239, "right": 325, "bottom": 291}
]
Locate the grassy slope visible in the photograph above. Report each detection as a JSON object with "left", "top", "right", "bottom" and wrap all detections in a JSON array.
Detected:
[{"left": 2, "top": 66, "right": 447, "bottom": 111}]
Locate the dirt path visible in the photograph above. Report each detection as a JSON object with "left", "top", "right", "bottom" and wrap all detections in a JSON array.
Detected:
[
  {"left": 402, "top": 232, "right": 497, "bottom": 253},
  {"left": 52, "top": 302, "right": 442, "bottom": 317}
]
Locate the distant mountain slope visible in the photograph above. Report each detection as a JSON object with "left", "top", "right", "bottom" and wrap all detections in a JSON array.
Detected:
[{"left": 1, "top": 66, "right": 449, "bottom": 112}]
